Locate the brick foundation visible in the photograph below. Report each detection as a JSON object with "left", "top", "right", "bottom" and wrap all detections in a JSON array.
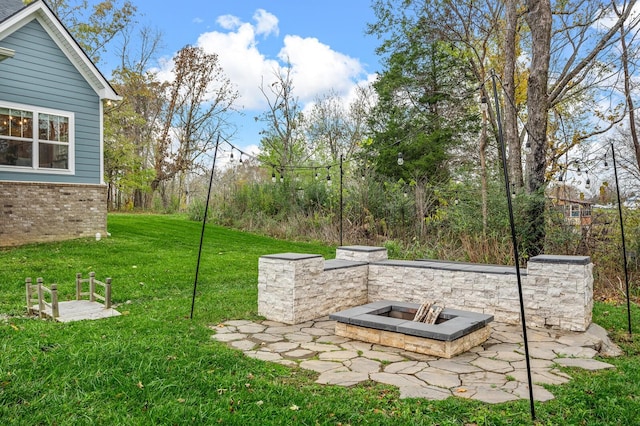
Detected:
[{"left": 0, "top": 181, "right": 107, "bottom": 247}]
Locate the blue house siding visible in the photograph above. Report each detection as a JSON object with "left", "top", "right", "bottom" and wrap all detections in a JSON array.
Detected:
[{"left": 0, "top": 20, "right": 102, "bottom": 184}]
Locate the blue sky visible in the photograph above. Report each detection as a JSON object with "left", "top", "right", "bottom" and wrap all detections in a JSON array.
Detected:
[{"left": 105, "top": 0, "right": 381, "bottom": 156}]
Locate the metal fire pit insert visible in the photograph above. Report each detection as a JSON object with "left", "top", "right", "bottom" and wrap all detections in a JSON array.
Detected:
[{"left": 329, "top": 300, "right": 494, "bottom": 358}]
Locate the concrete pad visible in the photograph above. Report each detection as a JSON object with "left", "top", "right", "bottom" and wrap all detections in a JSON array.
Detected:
[
  {"left": 252, "top": 333, "right": 284, "bottom": 343},
  {"left": 370, "top": 372, "right": 427, "bottom": 389},
  {"left": 554, "top": 346, "right": 598, "bottom": 358},
  {"left": 225, "top": 320, "right": 254, "bottom": 326},
  {"left": 459, "top": 371, "right": 508, "bottom": 386},
  {"left": 503, "top": 381, "right": 555, "bottom": 402},
  {"left": 211, "top": 333, "right": 246, "bottom": 342},
  {"left": 464, "top": 386, "right": 520, "bottom": 404},
  {"left": 230, "top": 340, "right": 257, "bottom": 351},
  {"left": 300, "top": 342, "right": 341, "bottom": 352},
  {"left": 267, "top": 341, "right": 300, "bottom": 353},
  {"left": 429, "top": 359, "right": 483, "bottom": 374},
  {"left": 553, "top": 358, "right": 615, "bottom": 371},
  {"left": 525, "top": 347, "right": 557, "bottom": 360},
  {"left": 319, "top": 350, "right": 360, "bottom": 361},
  {"left": 491, "top": 350, "right": 526, "bottom": 362},
  {"left": 316, "top": 370, "right": 369, "bottom": 387},
  {"left": 284, "top": 349, "right": 315, "bottom": 359},
  {"left": 316, "top": 335, "right": 351, "bottom": 344},
  {"left": 383, "top": 361, "right": 428, "bottom": 374},
  {"left": 301, "top": 327, "right": 332, "bottom": 336},
  {"left": 237, "top": 324, "right": 267, "bottom": 334},
  {"left": 299, "top": 360, "right": 344, "bottom": 373},
  {"left": 360, "top": 350, "right": 406, "bottom": 363},
  {"left": 511, "top": 358, "right": 555, "bottom": 370},
  {"left": 244, "top": 351, "right": 283, "bottom": 362},
  {"left": 264, "top": 325, "right": 304, "bottom": 335},
  {"left": 510, "top": 369, "right": 570, "bottom": 386},
  {"left": 313, "top": 319, "right": 338, "bottom": 330},
  {"left": 340, "top": 341, "right": 373, "bottom": 352},
  {"left": 484, "top": 343, "right": 522, "bottom": 353},
  {"left": 415, "top": 368, "right": 461, "bottom": 389},
  {"left": 209, "top": 324, "right": 236, "bottom": 333},
  {"left": 471, "top": 357, "right": 514, "bottom": 374},
  {"left": 344, "top": 357, "right": 381, "bottom": 374},
  {"left": 261, "top": 320, "right": 288, "bottom": 327},
  {"left": 399, "top": 385, "right": 451, "bottom": 400},
  {"left": 284, "top": 332, "right": 314, "bottom": 343}
]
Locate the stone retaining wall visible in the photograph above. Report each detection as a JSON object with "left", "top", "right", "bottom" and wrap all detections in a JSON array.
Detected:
[
  {"left": 258, "top": 246, "right": 593, "bottom": 331},
  {"left": 0, "top": 181, "right": 107, "bottom": 247}
]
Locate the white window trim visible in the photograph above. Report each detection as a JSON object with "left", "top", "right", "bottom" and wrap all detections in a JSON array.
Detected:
[{"left": 0, "top": 100, "right": 75, "bottom": 175}]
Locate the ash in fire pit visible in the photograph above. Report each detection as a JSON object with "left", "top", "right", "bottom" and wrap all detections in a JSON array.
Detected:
[{"left": 330, "top": 301, "right": 493, "bottom": 358}]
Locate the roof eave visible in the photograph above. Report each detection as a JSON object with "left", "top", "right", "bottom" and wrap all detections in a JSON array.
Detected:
[{"left": 0, "top": 0, "right": 119, "bottom": 100}]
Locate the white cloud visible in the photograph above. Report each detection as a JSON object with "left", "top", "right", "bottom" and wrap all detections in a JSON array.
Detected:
[
  {"left": 150, "top": 9, "right": 376, "bottom": 149},
  {"left": 278, "top": 35, "right": 366, "bottom": 102},
  {"left": 216, "top": 14, "right": 242, "bottom": 30},
  {"left": 253, "top": 9, "right": 279, "bottom": 37}
]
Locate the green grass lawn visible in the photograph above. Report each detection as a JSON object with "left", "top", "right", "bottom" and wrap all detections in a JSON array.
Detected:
[{"left": 1, "top": 214, "right": 639, "bottom": 425}]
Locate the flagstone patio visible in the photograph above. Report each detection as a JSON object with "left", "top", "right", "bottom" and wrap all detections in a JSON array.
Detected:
[{"left": 211, "top": 317, "right": 620, "bottom": 404}]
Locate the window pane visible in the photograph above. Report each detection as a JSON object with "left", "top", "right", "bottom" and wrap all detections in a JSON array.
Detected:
[
  {"left": 39, "top": 114, "right": 50, "bottom": 140},
  {"left": 39, "top": 143, "right": 68, "bottom": 169},
  {"left": 1, "top": 109, "right": 33, "bottom": 138},
  {"left": 0, "top": 108, "right": 9, "bottom": 136},
  {"left": 0, "top": 138, "right": 32, "bottom": 166},
  {"left": 38, "top": 114, "right": 69, "bottom": 142},
  {"left": 20, "top": 111, "right": 33, "bottom": 138},
  {"left": 58, "top": 116, "right": 69, "bottom": 142}
]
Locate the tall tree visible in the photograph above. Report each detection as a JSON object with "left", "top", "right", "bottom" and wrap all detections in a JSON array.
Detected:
[
  {"left": 256, "top": 66, "right": 308, "bottom": 175},
  {"left": 104, "top": 27, "right": 165, "bottom": 209},
  {"left": 523, "top": 0, "right": 637, "bottom": 255},
  {"left": 151, "top": 46, "right": 239, "bottom": 207},
  {"left": 614, "top": 1, "right": 640, "bottom": 172},
  {"left": 367, "top": 32, "right": 479, "bottom": 235},
  {"left": 305, "top": 87, "right": 372, "bottom": 164}
]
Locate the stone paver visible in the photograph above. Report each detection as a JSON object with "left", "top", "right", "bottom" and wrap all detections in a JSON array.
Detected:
[{"left": 211, "top": 316, "right": 621, "bottom": 404}]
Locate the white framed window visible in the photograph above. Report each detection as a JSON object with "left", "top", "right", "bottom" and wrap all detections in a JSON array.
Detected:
[
  {"left": 569, "top": 204, "right": 581, "bottom": 218},
  {"left": 0, "top": 101, "right": 74, "bottom": 174}
]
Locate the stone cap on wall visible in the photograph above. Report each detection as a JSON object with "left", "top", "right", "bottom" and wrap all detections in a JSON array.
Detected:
[
  {"left": 372, "top": 259, "right": 519, "bottom": 275},
  {"left": 528, "top": 254, "right": 591, "bottom": 265},
  {"left": 324, "top": 259, "right": 368, "bottom": 271},
  {"left": 338, "top": 245, "right": 387, "bottom": 253},
  {"left": 260, "top": 253, "right": 323, "bottom": 261}
]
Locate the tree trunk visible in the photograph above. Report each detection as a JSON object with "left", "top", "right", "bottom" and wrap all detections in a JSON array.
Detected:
[
  {"left": 524, "top": 0, "right": 552, "bottom": 256},
  {"left": 504, "top": 0, "right": 523, "bottom": 188},
  {"left": 480, "top": 96, "right": 489, "bottom": 235},
  {"left": 619, "top": 18, "right": 640, "bottom": 170}
]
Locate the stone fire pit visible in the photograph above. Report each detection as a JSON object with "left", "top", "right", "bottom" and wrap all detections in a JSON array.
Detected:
[{"left": 330, "top": 300, "right": 493, "bottom": 358}]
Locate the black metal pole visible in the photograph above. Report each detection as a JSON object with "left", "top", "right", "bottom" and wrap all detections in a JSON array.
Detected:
[
  {"left": 190, "top": 134, "right": 220, "bottom": 320},
  {"left": 340, "top": 154, "right": 343, "bottom": 246},
  {"left": 611, "top": 143, "right": 632, "bottom": 335},
  {"left": 491, "top": 71, "right": 536, "bottom": 421}
]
